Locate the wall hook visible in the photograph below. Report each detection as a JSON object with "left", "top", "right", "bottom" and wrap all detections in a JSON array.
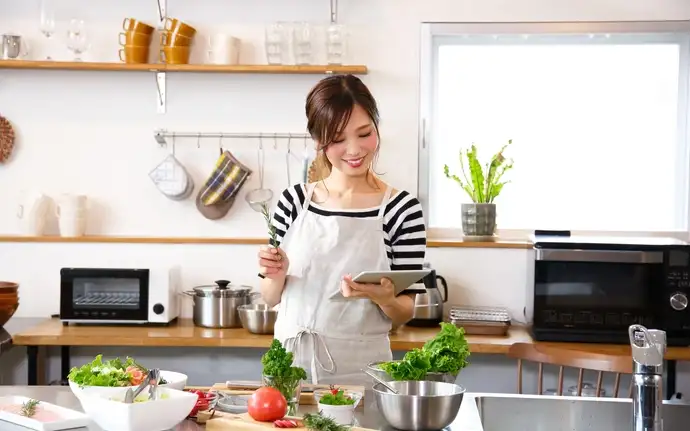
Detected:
[
  {"left": 171, "top": 132, "right": 176, "bottom": 156},
  {"left": 196, "top": 133, "right": 201, "bottom": 149},
  {"left": 273, "top": 133, "right": 278, "bottom": 150},
  {"left": 218, "top": 133, "right": 224, "bottom": 156}
]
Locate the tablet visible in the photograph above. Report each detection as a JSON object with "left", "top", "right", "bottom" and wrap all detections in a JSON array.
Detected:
[{"left": 330, "top": 269, "right": 432, "bottom": 300}]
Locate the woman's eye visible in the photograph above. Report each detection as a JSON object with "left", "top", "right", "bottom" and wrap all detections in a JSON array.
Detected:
[
  {"left": 359, "top": 132, "right": 372, "bottom": 138},
  {"left": 332, "top": 139, "right": 345, "bottom": 144}
]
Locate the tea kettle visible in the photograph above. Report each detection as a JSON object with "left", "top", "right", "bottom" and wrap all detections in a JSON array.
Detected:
[{"left": 406, "top": 264, "right": 448, "bottom": 327}]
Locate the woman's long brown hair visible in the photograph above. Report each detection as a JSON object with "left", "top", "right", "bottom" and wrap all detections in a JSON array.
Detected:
[{"left": 305, "top": 74, "right": 382, "bottom": 184}]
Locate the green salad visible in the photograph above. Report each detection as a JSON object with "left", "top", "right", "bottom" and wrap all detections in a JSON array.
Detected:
[
  {"left": 379, "top": 322, "right": 470, "bottom": 381},
  {"left": 68, "top": 354, "right": 167, "bottom": 387}
]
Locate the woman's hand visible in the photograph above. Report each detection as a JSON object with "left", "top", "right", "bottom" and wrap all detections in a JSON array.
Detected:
[
  {"left": 258, "top": 246, "right": 289, "bottom": 279},
  {"left": 340, "top": 274, "right": 396, "bottom": 306}
]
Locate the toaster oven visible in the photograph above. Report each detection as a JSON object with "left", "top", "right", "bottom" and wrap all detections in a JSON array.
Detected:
[{"left": 59, "top": 266, "right": 180, "bottom": 325}]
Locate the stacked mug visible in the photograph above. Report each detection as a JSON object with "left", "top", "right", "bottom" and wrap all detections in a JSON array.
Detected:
[
  {"left": 160, "top": 18, "right": 196, "bottom": 65},
  {"left": 119, "top": 18, "right": 155, "bottom": 64},
  {"left": 56, "top": 194, "right": 88, "bottom": 237}
]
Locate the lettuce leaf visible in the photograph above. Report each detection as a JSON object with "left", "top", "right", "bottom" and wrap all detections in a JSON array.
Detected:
[{"left": 423, "top": 323, "right": 470, "bottom": 374}]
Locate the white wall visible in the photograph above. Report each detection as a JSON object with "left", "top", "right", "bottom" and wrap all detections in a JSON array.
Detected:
[{"left": 1, "top": 0, "right": 690, "bottom": 392}]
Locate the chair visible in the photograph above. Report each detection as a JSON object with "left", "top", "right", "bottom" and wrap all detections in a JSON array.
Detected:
[{"left": 507, "top": 342, "right": 633, "bottom": 397}]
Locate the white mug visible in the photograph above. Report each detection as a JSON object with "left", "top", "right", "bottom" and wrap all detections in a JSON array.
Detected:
[{"left": 207, "top": 34, "right": 240, "bottom": 65}]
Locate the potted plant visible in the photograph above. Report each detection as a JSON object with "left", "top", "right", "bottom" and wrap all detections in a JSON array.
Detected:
[
  {"left": 261, "top": 339, "right": 307, "bottom": 416},
  {"left": 316, "top": 386, "right": 359, "bottom": 425},
  {"left": 443, "top": 140, "right": 514, "bottom": 238}
]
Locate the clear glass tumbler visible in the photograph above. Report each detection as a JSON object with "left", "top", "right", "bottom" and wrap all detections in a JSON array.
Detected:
[
  {"left": 265, "top": 22, "right": 289, "bottom": 65},
  {"left": 293, "top": 22, "right": 313, "bottom": 65},
  {"left": 326, "top": 24, "right": 347, "bottom": 65}
]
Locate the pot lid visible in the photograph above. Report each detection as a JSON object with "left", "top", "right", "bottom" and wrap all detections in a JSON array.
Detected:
[{"left": 192, "top": 280, "right": 253, "bottom": 297}]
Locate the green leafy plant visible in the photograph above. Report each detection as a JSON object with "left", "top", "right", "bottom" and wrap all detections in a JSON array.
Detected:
[
  {"left": 20, "top": 399, "right": 39, "bottom": 417},
  {"left": 378, "top": 322, "right": 470, "bottom": 381},
  {"left": 261, "top": 203, "right": 278, "bottom": 247},
  {"left": 443, "top": 140, "right": 514, "bottom": 203},
  {"left": 319, "top": 389, "right": 355, "bottom": 406},
  {"left": 303, "top": 413, "right": 350, "bottom": 431},
  {"left": 261, "top": 339, "right": 307, "bottom": 413}
]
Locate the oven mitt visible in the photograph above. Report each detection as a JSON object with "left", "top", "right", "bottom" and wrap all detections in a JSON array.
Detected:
[
  {"left": 199, "top": 150, "right": 252, "bottom": 206},
  {"left": 149, "top": 154, "right": 194, "bottom": 200}
]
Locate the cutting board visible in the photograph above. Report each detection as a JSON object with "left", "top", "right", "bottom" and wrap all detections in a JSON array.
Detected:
[
  {"left": 208, "top": 382, "right": 366, "bottom": 406},
  {"left": 205, "top": 412, "right": 376, "bottom": 431}
]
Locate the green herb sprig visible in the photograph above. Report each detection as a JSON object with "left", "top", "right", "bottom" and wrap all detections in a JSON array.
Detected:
[
  {"left": 20, "top": 399, "right": 39, "bottom": 417},
  {"left": 261, "top": 203, "right": 278, "bottom": 247},
  {"left": 303, "top": 413, "right": 350, "bottom": 431},
  {"left": 443, "top": 140, "right": 514, "bottom": 203}
]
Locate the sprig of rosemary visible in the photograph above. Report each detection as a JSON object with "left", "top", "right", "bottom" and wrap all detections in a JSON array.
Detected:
[
  {"left": 260, "top": 203, "right": 278, "bottom": 247},
  {"left": 20, "top": 399, "right": 40, "bottom": 418},
  {"left": 303, "top": 413, "right": 350, "bottom": 431}
]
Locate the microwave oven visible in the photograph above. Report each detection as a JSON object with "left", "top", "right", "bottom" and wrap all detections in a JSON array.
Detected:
[
  {"left": 531, "top": 235, "right": 690, "bottom": 346},
  {"left": 59, "top": 266, "right": 180, "bottom": 325}
]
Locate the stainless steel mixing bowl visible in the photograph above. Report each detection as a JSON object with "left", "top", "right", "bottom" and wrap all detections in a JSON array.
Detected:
[
  {"left": 237, "top": 304, "right": 277, "bottom": 334},
  {"left": 372, "top": 380, "right": 466, "bottom": 431},
  {"left": 367, "top": 361, "right": 458, "bottom": 384}
]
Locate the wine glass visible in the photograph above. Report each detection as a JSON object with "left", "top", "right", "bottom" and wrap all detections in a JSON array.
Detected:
[
  {"left": 65, "top": 19, "right": 89, "bottom": 61},
  {"left": 39, "top": 0, "right": 56, "bottom": 60}
]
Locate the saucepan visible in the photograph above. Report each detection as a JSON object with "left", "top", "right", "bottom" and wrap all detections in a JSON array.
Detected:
[{"left": 182, "top": 280, "right": 260, "bottom": 328}]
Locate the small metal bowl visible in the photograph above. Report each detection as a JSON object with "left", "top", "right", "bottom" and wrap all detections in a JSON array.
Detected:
[
  {"left": 238, "top": 304, "right": 278, "bottom": 334},
  {"left": 373, "top": 380, "right": 466, "bottom": 430}
]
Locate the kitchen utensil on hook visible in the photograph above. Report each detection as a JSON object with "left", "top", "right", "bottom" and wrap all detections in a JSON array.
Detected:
[
  {"left": 245, "top": 136, "right": 273, "bottom": 212},
  {"left": 302, "top": 135, "right": 311, "bottom": 183},
  {"left": 286, "top": 136, "right": 292, "bottom": 186},
  {"left": 362, "top": 369, "right": 399, "bottom": 394}
]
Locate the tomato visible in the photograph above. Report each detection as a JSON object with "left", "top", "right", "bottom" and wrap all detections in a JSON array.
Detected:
[{"left": 247, "top": 387, "right": 287, "bottom": 422}]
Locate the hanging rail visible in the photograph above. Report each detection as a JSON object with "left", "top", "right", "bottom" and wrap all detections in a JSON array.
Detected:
[{"left": 154, "top": 129, "right": 311, "bottom": 146}]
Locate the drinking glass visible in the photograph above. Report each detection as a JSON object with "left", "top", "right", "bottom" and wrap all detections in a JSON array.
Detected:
[
  {"left": 65, "top": 19, "right": 89, "bottom": 61},
  {"left": 293, "top": 22, "right": 313, "bottom": 65},
  {"left": 265, "top": 22, "right": 289, "bottom": 65},
  {"left": 326, "top": 24, "right": 347, "bottom": 65},
  {"left": 39, "top": 0, "right": 56, "bottom": 60}
]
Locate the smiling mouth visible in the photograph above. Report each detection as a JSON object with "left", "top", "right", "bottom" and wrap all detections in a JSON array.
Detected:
[{"left": 343, "top": 157, "right": 365, "bottom": 168}]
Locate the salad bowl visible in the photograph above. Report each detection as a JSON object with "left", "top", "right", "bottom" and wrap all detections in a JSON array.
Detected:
[{"left": 69, "top": 370, "right": 187, "bottom": 400}]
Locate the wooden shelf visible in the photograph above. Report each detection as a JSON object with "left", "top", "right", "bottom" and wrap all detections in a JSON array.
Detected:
[
  {"left": 0, "top": 235, "right": 531, "bottom": 248},
  {"left": 0, "top": 60, "right": 368, "bottom": 75}
]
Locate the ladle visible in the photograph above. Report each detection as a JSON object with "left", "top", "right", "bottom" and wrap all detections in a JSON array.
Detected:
[
  {"left": 362, "top": 369, "right": 399, "bottom": 394},
  {"left": 245, "top": 137, "right": 273, "bottom": 212}
]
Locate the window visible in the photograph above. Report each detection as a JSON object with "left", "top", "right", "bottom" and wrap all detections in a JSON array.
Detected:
[{"left": 419, "top": 22, "right": 690, "bottom": 236}]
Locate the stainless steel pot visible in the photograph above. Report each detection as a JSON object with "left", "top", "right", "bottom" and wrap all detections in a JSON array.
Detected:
[{"left": 183, "top": 280, "right": 260, "bottom": 328}]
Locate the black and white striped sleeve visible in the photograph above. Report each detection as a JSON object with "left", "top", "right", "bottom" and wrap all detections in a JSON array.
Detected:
[
  {"left": 271, "top": 184, "right": 307, "bottom": 246},
  {"left": 386, "top": 192, "right": 427, "bottom": 270}
]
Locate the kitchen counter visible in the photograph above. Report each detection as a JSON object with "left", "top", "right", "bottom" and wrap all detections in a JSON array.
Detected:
[
  {"left": 0, "top": 318, "right": 45, "bottom": 357},
  {"left": 11, "top": 318, "right": 531, "bottom": 352},
  {"left": 0, "top": 386, "right": 483, "bottom": 431}
]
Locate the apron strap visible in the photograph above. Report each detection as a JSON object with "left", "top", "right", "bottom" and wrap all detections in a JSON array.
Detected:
[
  {"left": 293, "top": 329, "right": 336, "bottom": 384},
  {"left": 303, "top": 183, "right": 318, "bottom": 212},
  {"left": 377, "top": 187, "right": 393, "bottom": 218}
]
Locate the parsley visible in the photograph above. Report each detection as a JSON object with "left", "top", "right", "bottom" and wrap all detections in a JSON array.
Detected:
[{"left": 261, "top": 339, "right": 307, "bottom": 411}]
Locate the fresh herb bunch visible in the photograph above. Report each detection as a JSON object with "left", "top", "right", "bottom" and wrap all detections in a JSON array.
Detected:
[
  {"left": 319, "top": 389, "right": 355, "bottom": 406},
  {"left": 303, "top": 413, "right": 350, "bottom": 431},
  {"left": 261, "top": 339, "right": 307, "bottom": 403},
  {"left": 261, "top": 203, "right": 279, "bottom": 247},
  {"left": 443, "top": 140, "right": 514, "bottom": 203},
  {"left": 20, "top": 399, "right": 39, "bottom": 417},
  {"left": 379, "top": 322, "right": 470, "bottom": 381}
]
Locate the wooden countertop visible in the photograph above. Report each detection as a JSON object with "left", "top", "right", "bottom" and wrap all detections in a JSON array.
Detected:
[
  {"left": 11, "top": 318, "right": 528, "bottom": 352},
  {"left": 11, "top": 318, "right": 690, "bottom": 360}
]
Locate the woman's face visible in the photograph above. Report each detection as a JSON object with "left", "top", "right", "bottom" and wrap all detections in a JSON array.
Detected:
[{"left": 322, "top": 104, "right": 378, "bottom": 177}]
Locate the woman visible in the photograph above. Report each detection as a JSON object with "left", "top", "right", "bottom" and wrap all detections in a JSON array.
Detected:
[{"left": 257, "top": 74, "right": 427, "bottom": 386}]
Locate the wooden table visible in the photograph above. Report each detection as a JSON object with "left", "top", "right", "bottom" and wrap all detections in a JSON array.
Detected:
[{"left": 11, "top": 318, "right": 689, "bottom": 397}]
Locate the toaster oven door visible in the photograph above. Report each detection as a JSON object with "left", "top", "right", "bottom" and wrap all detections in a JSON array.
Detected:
[{"left": 60, "top": 268, "right": 149, "bottom": 322}]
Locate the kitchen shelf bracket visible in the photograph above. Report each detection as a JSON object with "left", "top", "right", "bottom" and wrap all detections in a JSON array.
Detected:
[
  {"left": 330, "top": 0, "right": 338, "bottom": 23},
  {"left": 156, "top": 0, "right": 167, "bottom": 23},
  {"left": 156, "top": 72, "right": 166, "bottom": 113}
]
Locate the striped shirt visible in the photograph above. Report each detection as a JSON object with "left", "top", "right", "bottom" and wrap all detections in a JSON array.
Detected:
[{"left": 271, "top": 184, "right": 427, "bottom": 270}]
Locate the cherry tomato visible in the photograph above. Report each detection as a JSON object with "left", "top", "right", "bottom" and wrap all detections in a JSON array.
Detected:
[{"left": 248, "top": 387, "right": 287, "bottom": 422}]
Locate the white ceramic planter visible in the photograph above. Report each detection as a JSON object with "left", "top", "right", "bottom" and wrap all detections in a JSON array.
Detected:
[{"left": 317, "top": 402, "right": 355, "bottom": 425}]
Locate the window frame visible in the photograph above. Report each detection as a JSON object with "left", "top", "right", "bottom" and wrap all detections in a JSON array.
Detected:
[{"left": 418, "top": 21, "right": 690, "bottom": 241}]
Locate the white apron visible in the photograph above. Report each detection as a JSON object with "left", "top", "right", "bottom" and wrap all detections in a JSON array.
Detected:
[{"left": 274, "top": 183, "right": 394, "bottom": 387}]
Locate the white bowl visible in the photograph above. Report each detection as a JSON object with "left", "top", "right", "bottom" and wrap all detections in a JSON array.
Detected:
[
  {"left": 69, "top": 370, "right": 188, "bottom": 400},
  {"left": 78, "top": 386, "right": 197, "bottom": 431},
  {"left": 317, "top": 402, "right": 355, "bottom": 425}
]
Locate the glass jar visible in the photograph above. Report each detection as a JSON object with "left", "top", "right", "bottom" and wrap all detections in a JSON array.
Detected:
[{"left": 262, "top": 374, "right": 302, "bottom": 415}]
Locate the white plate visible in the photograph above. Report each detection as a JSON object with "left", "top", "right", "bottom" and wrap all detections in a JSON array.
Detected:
[
  {"left": 0, "top": 396, "right": 91, "bottom": 431},
  {"left": 216, "top": 394, "right": 250, "bottom": 414}
]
